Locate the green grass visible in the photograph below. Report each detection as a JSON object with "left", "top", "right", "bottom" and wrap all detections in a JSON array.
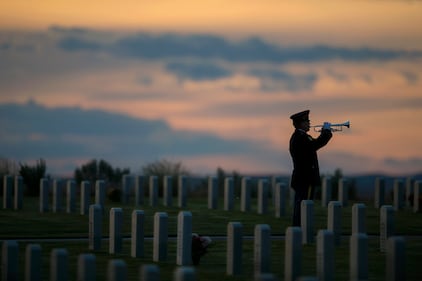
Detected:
[{"left": 1, "top": 196, "right": 422, "bottom": 280}]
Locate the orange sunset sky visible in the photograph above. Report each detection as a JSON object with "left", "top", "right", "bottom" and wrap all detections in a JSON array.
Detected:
[{"left": 1, "top": 0, "right": 422, "bottom": 176}]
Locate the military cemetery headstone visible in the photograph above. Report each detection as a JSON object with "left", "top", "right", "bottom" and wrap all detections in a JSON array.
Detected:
[
  {"left": 140, "top": 264, "right": 160, "bottom": 281},
  {"left": 316, "top": 230, "right": 334, "bottom": 281},
  {"left": 414, "top": 181, "right": 422, "bottom": 213},
  {"left": 135, "top": 175, "right": 144, "bottom": 206},
  {"left": 107, "top": 259, "right": 127, "bottom": 281},
  {"left": 149, "top": 176, "right": 158, "bottom": 207},
  {"left": 227, "top": 222, "right": 243, "bottom": 276},
  {"left": 95, "top": 180, "right": 106, "bottom": 209},
  {"left": 241, "top": 177, "right": 251, "bottom": 212},
  {"left": 352, "top": 203, "right": 366, "bottom": 234},
  {"left": 224, "top": 177, "right": 234, "bottom": 211},
  {"left": 257, "top": 179, "right": 269, "bottom": 215},
  {"left": 178, "top": 175, "right": 188, "bottom": 208},
  {"left": 174, "top": 267, "right": 196, "bottom": 281},
  {"left": 393, "top": 179, "right": 404, "bottom": 210},
  {"left": 80, "top": 181, "right": 91, "bottom": 215},
  {"left": 109, "top": 208, "right": 123, "bottom": 254},
  {"left": 131, "top": 210, "right": 145, "bottom": 258},
  {"left": 374, "top": 177, "right": 385, "bottom": 208},
  {"left": 301, "top": 200, "right": 314, "bottom": 244},
  {"left": 275, "top": 182, "right": 286, "bottom": 217},
  {"left": 285, "top": 227, "right": 302, "bottom": 281},
  {"left": 77, "top": 254, "right": 96, "bottom": 281},
  {"left": 327, "top": 201, "right": 342, "bottom": 246},
  {"left": 208, "top": 176, "right": 218, "bottom": 209},
  {"left": 177, "top": 211, "right": 192, "bottom": 265},
  {"left": 349, "top": 233, "right": 368, "bottom": 281},
  {"left": 2, "top": 240, "right": 18, "bottom": 281},
  {"left": 338, "top": 179, "right": 348, "bottom": 207},
  {"left": 321, "top": 177, "right": 331, "bottom": 207},
  {"left": 386, "top": 236, "right": 405, "bottom": 281},
  {"left": 3, "top": 175, "right": 13, "bottom": 209},
  {"left": 66, "top": 180, "right": 76, "bottom": 213},
  {"left": 122, "top": 174, "right": 134, "bottom": 204},
  {"left": 40, "top": 178, "right": 49, "bottom": 213},
  {"left": 50, "top": 248, "right": 68, "bottom": 281},
  {"left": 405, "top": 177, "right": 414, "bottom": 207},
  {"left": 89, "top": 204, "right": 102, "bottom": 251},
  {"left": 25, "top": 244, "right": 41, "bottom": 281},
  {"left": 163, "top": 175, "right": 172, "bottom": 207},
  {"left": 153, "top": 212, "right": 168, "bottom": 262},
  {"left": 52, "top": 179, "right": 63, "bottom": 213},
  {"left": 14, "top": 175, "right": 23, "bottom": 210},
  {"left": 380, "top": 205, "right": 394, "bottom": 252},
  {"left": 254, "top": 224, "right": 271, "bottom": 276}
]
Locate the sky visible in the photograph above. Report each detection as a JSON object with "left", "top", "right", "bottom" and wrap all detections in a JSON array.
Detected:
[{"left": 1, "top": 0, "right": 422, "bottom": 177}]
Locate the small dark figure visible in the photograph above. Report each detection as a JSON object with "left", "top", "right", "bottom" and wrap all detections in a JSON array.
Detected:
[{"left": 191, "top": 233, "right": 212, "bottom": 265}]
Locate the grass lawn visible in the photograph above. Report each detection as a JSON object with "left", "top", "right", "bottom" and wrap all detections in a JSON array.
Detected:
[{"left": 1, "top": 196, "right": 422, "bottom": 280}]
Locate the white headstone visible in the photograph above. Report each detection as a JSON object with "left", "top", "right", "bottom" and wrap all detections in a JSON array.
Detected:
[
  {"left": 241, "top": 177, "right": 251, "bottom": 212},
  {"left": 174, "top": 267, "right": 196, "bottom": 281},
  {"left": 321, "top": 177, "right": 331, "bottom": 207},
  {"left": 301, "top": 200, "right": 314, "bottom": 244},
  {"left": 352, "top": 203, "right": 366, "bottom": 234},
  {"left": 80, "top": 181, "right": 91, "bottom": 215},
  {"left": 224, "top": 177, "right": 234, "bottom": 211},
  {"left": 275, "top": 182, "right": 286, "bottom": 217},
  {"left": 50, "top": 248, "right": 68, "bottom": 281},
  {"left": 178, "top": 175, "right": 188, "bottom": 208},
  {"left": 52, "top": 179, "right": 63, "bottom": 213},
  {"left": 25, "top": 244, "right": 42, "bottom": 281},
  {"left": 3, "top": 175, "right": 13, "bottom": 209},
  {"left": 327, "top": 201, "right": 342, "bottom": 246},
  {"left": 153, "top": 212, "right": 168, "bottom": 261},
  {"left": 375, "top": 177, "right": 385, "bottom": 208},
  {"left": 338, "top": 179, "right": 348, "bottom": 207},
  {"left": 254, "top": 224, "right": 271, "bottom": 276},
  {"left": 227, "top": 222, "right": 243, "bottom": 275},
  {"left": 176, "top": 211, "right": 192, "bottom": 265},
  {"left": 40, "top": 178, "right": 49, "bottom": 213},
  {"left": 349, "top": 233, "right": 368, "bottom": 281},
  {"left": 107, "top": 259, "right": 127, "bottom": 281},
  {"left": 208, "top": 176, "right": 218, "bottom": 209},
  {"left": 414, "top": 181, "right": 422, "bottom": 213},
  {"left": 66, "top": 180, "right": 76, "bottom": 213},
  {"left": 135, "top": 175, "right": 144, "bottom": 206},
  {"left": 386, "top": 236, "right": 405, "bottom": 281},
  {"left": 14, "top": 175, "right": 23, "bottom": 210},
  {"left": 89, "top": 204, "right": 102, "bottom": 251},
  {"left": 2, "top": 240, "right": 18, "bottom": 281},
  {"left": 109, "top": 208, "right": 123, "bottom": 254},
  {"left": 393, "top": 179, "right": 405, "bottom": 211},
  {"left": 163, "top": 176, "right": 172, "bottom": 207},
  {"left": 131, "top": 210, "right": 145, "bottom": 258},
  {"left": 257, "top": 179, "right": 269, "bottom": 215},
  {"left": 380, "top": 205, "right": 394, "bottom": 252},
  {"left": 285, "top": 227, "right": 302, "bottom": 281},
  {"left": 316, "top": 230, "right": 334, "bottom": 281},
  {"left": 77, "top": 254, "right": 96, "bottom": 281},
  {"left": 140, "top": 264, "right": 159, "bottom": 281},
  {"left": 149, "top": 176, "right": 158, "bottom": 207}
]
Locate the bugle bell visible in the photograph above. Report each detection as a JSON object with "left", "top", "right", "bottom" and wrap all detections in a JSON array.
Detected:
[{"left": 311, "top": 120, "right": 350, "bottom": 132}]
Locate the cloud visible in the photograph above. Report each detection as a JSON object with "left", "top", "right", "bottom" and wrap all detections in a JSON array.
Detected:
[
  {"left": 57, "top": 37, "right": 101, "bottom": 52},
  {"left": 49, "top": 29, "right": 422, "bottom": 64},
  {"left": 165, "top": 62, "right": 232, "bottom": 81},
  {"left": 249, "top": 69, "right": 318, "bottom": 92},
  {"left": 0, "top": 101, "right": 278, "bottom": 174}
]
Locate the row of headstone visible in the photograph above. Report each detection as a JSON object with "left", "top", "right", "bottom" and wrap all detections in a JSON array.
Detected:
[
  {"left": 1, "top": 240, "right": 202, "bottom": 281},
  {"left": 2, "top": 175, "right": 23, "bottom": 210},
  {"left": 374, "top": 178, "right": 422, "bottom": 212},
  {"left": 225, "top": 222, "right": 406, "bottom": 281},
  {"left": 5, "top": 174, "right": 420, "bottom": 216}
]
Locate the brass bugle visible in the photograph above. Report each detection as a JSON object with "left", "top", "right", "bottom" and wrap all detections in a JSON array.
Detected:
[{"left": 312, "top": 120, "right": 350, "bottom": 132}]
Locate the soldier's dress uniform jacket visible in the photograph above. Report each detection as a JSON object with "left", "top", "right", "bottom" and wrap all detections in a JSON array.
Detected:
[
  {"left": 289, "top": 128, "right": 332, "bottom": 193},
  {"left": 289, "top": 127, "right": 332, "bottom": 226}
]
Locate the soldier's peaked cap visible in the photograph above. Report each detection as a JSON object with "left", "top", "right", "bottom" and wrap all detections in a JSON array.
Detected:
[{"left": 290, "top": 110, "right": 310, "bottom": 122}]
